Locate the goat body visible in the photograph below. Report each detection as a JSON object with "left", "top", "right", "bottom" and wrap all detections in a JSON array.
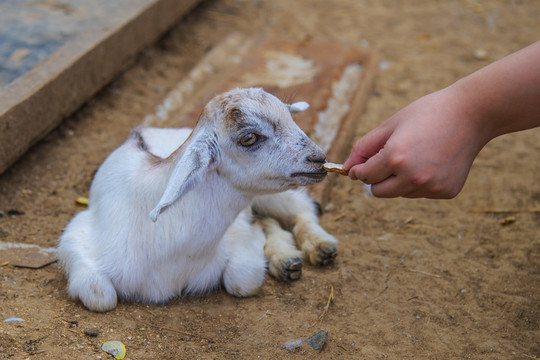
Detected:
[{"left": 57, "top": 88, "right": 338, "bottom": 312}]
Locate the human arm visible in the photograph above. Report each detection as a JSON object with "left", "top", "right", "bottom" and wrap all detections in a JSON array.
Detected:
[{"left": 343, "top": 41, "right": 540, "bottom": 198}]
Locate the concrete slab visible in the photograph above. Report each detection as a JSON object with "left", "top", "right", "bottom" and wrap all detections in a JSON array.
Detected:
[
  {"left": 0, "top": 242, "right": 56, "bottom": 269},
  {"left": 0, "top": 0, "right": 202, "bottom": 174}
]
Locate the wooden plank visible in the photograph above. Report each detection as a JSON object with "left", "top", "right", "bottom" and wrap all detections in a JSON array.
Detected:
[
  {"left": 0, "top": 0, "right": 202, "bottom": 174},
  {"left": 143, "top": 34, "right": 378, "bottom": 208}
]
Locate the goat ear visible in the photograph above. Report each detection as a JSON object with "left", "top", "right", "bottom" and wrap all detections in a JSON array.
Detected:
[
  {"left": 149, "top": 137, "right": 216, "bottom": 222},
  {"left": 287, "top": 101, "right": 310, "bottom": 113}
]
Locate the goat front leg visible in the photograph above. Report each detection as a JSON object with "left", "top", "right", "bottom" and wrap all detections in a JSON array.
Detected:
[
  {"left": 291, "top": 210, "right": 338, "bottom": 265},
  {"left": 221, "top": 208, "right": 267, "bottom": 297},
  {"left": 259, "top": 217, "right": 303, "bottom": 281},
  {"left": 252, "top": 189, "right": 338, "bottom": 266}
]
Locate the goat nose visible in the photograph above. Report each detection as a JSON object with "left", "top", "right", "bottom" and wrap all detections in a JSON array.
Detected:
[{"left": 307, "top": 152, "right": 326, "bottom": 165}]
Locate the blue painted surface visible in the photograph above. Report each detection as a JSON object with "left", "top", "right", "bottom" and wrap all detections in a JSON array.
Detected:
[{"left": 0, "top": 0, "right": 120, "bottom": 87}]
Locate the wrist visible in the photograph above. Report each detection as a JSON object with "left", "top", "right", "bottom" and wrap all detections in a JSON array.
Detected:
[{"left": 444, "top": 77, "right": 495, "bottom": 149}]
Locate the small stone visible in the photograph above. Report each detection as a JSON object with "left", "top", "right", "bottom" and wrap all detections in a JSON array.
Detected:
[
  {"left": 500, "top": 216, "right": 515, "bottom": 225},
  {"left": 474, "top": 48, "right": 489, "bottom": 60},
  {"left": 84, "top": 327, "right": 100, "bottom": 337},
  {"left": 4, "top": 316, "right": 25, "bottom": 323},
  {"left": 304, "top": 330, "right": 328, "bottom": 352},
  {"left": 75, "top": 197, "right": 89, "bottom": 206},
  {"left": 379, "top": 61, "right": 390, "bottom": 70},
  {"left": 102, "top": 341, "right": 126, "bottom": 359},
  {"left": 7, "top": 209, "right": 24, "bottom": 216},
  {"left": 284, "top": 338, "right": 303, "bottom": 351}
]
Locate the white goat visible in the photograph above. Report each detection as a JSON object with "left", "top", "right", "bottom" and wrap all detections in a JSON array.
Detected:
[{"left": 57, "top": 88, "right": 338, "bottom": 312}]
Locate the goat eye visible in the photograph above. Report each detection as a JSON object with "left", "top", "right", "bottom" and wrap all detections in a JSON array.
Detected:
[{"left": 239, "top": 133, "right": 258, "bottom": 146}]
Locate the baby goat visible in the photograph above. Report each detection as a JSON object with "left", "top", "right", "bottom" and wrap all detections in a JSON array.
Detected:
[{"left": 57, "top": 88, "right": 338, "bottom": 312}]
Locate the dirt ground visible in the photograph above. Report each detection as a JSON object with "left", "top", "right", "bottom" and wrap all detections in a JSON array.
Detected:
[{"left": 1, "top": 0, "right": 540, "bottom": 359}]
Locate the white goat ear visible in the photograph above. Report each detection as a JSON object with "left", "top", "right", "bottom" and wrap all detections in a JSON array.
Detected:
[
  {"left": 288, "top": 101, "right": 310, "bottom": 113},
  {"left": 150, "top": 137, "right": 216, "bottom": 222}
]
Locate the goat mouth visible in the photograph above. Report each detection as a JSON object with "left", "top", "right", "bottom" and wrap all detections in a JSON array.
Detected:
[{"left": 290, "top": 172, "right": 327, "bottom": 180}]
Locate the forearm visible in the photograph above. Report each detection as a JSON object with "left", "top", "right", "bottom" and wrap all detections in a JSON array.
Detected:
[{"left": 448, "top": 41, "right": 540, "bottom": 143}]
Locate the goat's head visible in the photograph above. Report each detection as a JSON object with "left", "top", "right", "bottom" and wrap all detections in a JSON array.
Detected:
[{"left": 150, "top": 88, "right": 326, "bottom": 222}]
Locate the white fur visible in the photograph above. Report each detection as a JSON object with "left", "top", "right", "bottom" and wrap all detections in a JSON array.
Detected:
[
  {"left": 57, "top": 88, "right": 337, "bottom": 312},
  {"left": 288, "top": 101, "right": 310, "bottom": 113}
]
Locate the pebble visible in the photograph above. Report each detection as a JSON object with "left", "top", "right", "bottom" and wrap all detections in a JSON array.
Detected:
[
  {"left": 84, "top": 327, "right": 100, "bottom": 337},
  {"left": 379, "top": 61, "right": 390, "bottom": 70},
  {"left": 284, "top": 339, "right": 303, "bottom": 351},
  {"left": 324, "top": 203, "right": 335, "bottom": 212},
  {"left": 4, "top": 316, "right": 25, "bottom": 323},
  {"left": 102, "top": 341, "right": 126, "bottom": 359},
  {"left": 304, "top": 330, "right": 328, "bottom": 352},
  {"left": 474, "top": 48, "right": 489, "bottom": 60}
]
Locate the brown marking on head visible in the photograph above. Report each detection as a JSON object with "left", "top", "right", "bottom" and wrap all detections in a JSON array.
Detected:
[
  {"left": 212, "top": 89, "right": 278, "bottom": 134},
  {"left": 224, "top": 106, "right": 247, "bottom": 131}
]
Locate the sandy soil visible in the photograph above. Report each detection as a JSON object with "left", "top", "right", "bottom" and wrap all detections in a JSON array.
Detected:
[{"left": 1, "top": 0, "right": 540, "bottom": 359}]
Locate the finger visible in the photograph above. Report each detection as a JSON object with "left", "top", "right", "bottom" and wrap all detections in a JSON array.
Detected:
[
  {"left": 402, "top": 190, "right": 434, "bottom": 199},
  {"left": 344, "top": 139, "right": 370, "bottom": 169},
  {"left": 403, "top": 184, "right": 460, "bottom": 199},
  {"left": 344, "top": 127, "right": 392, "bottom": 169},
  {"left": 369, "top": 175, "right": 412, "bottom": 198},
  {"left": 348, "top": 148, "right": 393, "bottom": 184},
  {"left": 372, "top": 176, "right": 452, "bottom": 199}
]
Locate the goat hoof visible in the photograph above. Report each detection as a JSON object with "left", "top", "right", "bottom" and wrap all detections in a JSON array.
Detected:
[
  {"left": 281, "top": 257, "right": 303, "bottom": 281},
  {"left": 316, "top": 245, "right": 337, "bottom": 266}
]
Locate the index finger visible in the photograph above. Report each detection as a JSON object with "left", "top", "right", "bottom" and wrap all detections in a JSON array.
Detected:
[
  {"left": 348, "top": 147, "right": 393, "bottom": 184},
  {"left": 344, "top": 127, "right": 392, "bottom": 170}
]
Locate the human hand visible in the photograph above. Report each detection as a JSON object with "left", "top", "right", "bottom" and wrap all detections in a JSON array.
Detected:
[
  {"left": 343, "top": 41, "right": 540, "bottom": 199},
  {"left": 343, "top": 87, "right": 488, "bottom": 198}
]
